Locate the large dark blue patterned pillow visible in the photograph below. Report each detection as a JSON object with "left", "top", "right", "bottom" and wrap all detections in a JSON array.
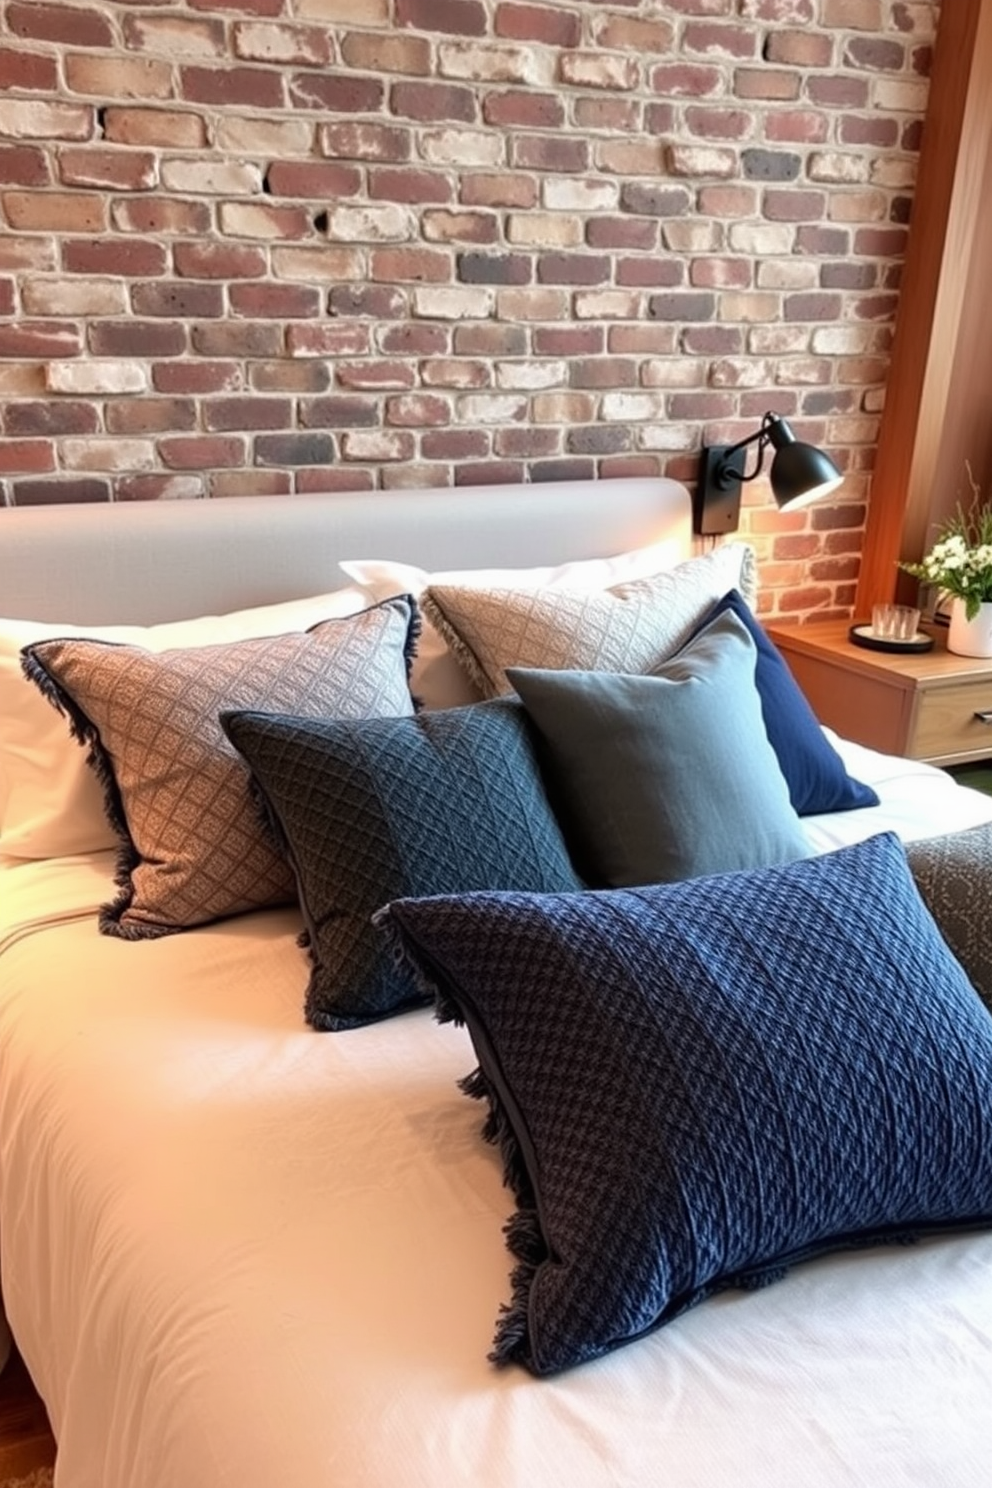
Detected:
[
  {"left": 221, "top": 699, "right": 584, "bottom": 1030},
  {"left": 685, "top": 590, "right": 878, "bottom": 815},
  {"left": 378, "top": 832, "right": 992, "bottom": 1375}
]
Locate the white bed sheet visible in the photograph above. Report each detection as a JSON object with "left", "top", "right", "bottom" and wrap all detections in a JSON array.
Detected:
[{"left": 3, "top": 741, "right": 992, "bottom": 1488}]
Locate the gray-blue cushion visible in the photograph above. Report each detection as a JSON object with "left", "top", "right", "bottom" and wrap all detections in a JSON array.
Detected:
[
  {"left": 378, "top": 832, "right": 992, "bottom": 1375},
  {"left": 507, "top": 608, "right": 810, "bottom": 887},
  {"left": 221, "top": 698, "right": 584, "bottom": 1030},
  {"left": 684, "top": 589, "right": 878, "bottom": 816}
]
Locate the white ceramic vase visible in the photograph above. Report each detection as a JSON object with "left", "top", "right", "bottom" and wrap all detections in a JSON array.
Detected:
[{"left": 947, "top": 597, "right": 992, "bottom": 658}]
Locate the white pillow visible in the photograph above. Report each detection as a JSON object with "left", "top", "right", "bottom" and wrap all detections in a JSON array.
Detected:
[
  {"left": 340, "top": 538, "right": 691, "bottom": 709},
  {"left": 0, "top": 585, "right": 372, "bottom": 860}
]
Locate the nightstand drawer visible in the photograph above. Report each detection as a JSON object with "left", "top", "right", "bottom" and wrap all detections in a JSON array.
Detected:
[{"left": 910, "top": 681, "right": 992, "bottom": 760}]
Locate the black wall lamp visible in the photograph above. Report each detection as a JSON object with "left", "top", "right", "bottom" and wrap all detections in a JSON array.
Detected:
[{"left": 693, "top": 412, "right": 844, "bottom": 536}]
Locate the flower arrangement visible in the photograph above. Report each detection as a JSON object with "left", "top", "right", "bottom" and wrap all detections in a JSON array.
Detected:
[{"left": 900, "top": 465, "right": 992, "bottom": 620}]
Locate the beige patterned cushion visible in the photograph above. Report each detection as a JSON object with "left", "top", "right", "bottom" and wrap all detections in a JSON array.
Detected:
[
  {"left": 907, "top": 822, "right": 992, "bottom": 1014},
  {"left": 22, "top": 598, "right": 416, "bottom": 937},
  {"left": 421, "top": 543, "right": 756, "bottom": 699}
]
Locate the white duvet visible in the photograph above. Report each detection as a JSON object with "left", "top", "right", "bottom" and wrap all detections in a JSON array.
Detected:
[{"left": 3, "top": 741, "right": 992, "bottom": 1488}]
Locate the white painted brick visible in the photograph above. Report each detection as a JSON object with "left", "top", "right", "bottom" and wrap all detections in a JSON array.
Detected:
[{"left": 45, "top": 361, "right": 149, "bottom": 394}]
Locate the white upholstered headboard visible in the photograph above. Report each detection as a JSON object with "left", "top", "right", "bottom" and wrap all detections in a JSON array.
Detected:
[{"left": 0, "top": 478, "right": 693, "bottom": 625}]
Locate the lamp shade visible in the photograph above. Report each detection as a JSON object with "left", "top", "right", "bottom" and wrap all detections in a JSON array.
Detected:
[{"left": 767, "top": 422, "right": 844, "bottom": 511}]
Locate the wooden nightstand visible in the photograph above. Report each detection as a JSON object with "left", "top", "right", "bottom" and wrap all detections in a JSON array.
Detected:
[{"left": 764, "top": 618, "right": 992, "bottom": 767}]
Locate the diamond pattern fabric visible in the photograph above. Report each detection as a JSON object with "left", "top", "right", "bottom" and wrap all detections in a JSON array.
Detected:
[
  {"left": 23, "top": 599, "right": 416, "bottom": 937},
  {"left": 222, "top": 698, "right": 584, "bottom": 1029},
  {"left": 381, "top": 832, "right": 992, "bottom": 1376},
  {"left": 421, "top": 543, "right": 755, "bottom": 698}
]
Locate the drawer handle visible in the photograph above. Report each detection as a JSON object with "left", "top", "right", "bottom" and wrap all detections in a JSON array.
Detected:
[{"left": 974, "top": 711, "right": 992, "bottom": 725}]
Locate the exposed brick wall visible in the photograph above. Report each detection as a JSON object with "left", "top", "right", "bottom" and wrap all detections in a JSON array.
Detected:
[{"left": 0, "top": 0, "right": 939, "bottom": 618}]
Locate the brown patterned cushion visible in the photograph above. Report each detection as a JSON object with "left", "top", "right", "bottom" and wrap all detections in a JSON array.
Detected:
[
  {"left": 22, "top": 599, "right": 416, "bottom": 938},
  {"left": 907, "top": 822, "right": 992, "bottom": 1014},
  {"left": 421, "top": 543, "right": 756, "bottom": 699}
]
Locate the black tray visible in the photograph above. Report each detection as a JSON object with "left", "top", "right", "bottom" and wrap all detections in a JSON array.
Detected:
[{"left": 849, "top": 624, "right": 934, "bottom": 654}]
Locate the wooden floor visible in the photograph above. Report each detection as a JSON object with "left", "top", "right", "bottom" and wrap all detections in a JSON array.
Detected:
[{"left": 0, "top": 1347, "right": 56, "bottom": 1480}]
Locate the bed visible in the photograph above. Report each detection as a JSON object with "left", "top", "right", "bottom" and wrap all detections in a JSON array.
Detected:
[{"left": 3, "top": 479, "right": 992, "bottom": 1488}]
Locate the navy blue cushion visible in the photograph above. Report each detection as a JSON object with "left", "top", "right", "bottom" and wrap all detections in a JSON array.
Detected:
[
  {"left": 222, "top": 698, "right": 584, "bottom": 1030},
  {"left": 685, "top": 591, "right": 878, "bottom": 815},
  {"left": 379, "top": 832, "right": 992, "bottom": 1375}
]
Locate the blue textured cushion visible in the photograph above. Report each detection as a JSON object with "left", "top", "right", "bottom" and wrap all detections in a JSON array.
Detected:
[
  {"left": 508, "top": 609, "right": 810, "bottom": 888},
  {"left": 686, "top": 590, "right": 878, "bottom": 815},
  {"left": 379, "top": 832, "right": 992, "bottom": 1375},
  {"left": 221, "top": 699, "right": 584, "bottom": 1030}
]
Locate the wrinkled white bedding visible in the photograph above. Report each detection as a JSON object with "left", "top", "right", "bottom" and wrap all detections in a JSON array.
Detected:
[{"left": 3, "top": 739, "right": 992, "bottom": 1488}]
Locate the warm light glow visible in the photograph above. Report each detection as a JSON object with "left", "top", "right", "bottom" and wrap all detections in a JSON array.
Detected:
[{"left": 776, "top": 473, "right": 844, "bottom": 511}]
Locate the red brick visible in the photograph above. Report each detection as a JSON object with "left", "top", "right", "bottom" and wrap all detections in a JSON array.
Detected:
[
  {"left": 765, "top": 110, "right": 830, "bottom": 144},
  {"left": 806, "top": 76, "right": 870, "bottom": 108},
  {"left": 65, "top": 55, "right": 170, "bottom": 100},
  {"left": 762, "top": 189, "right": 828, "bottom": 221},
  {"left": 593, "top": 14, "right": 675, "bottom": 50},
  {"left": 733, "top": 67, "right": 800, "bottom": 101},
  {"left": 840, "top": 115, "right": 900, "bottom": 147},
  {"left": 537, "top": 254, "right": 610, "bottom": 286},
  {"left": 208, "top": 471, "right": 290, "bottom": 498},
  {"left": 153, "top": 362, "right": 243, "bottom": 395},
  {"left": 337, "top": 362, "right": 417, "bottom": 390},
  {"left": 685, "top": 106, "right": 755, "bottom": 140},
  {"left": 494, "top": 4, "right": 581, "bottom": 47},
  {"left": 187, "top": 0, "right": 284, "bottom": 14},
  {"left": 372, "top": 246, "right": 452, "bottom": 281},
  {"left": 459, "top": 251, "right": 532, "bottom": 284},
  {"left": 530, "top": 458, "right": 596, "bottom": 483},
  {"left": 0, "top": 440, "right": 56, "bottom": 474},
  {"left": 4, "top": 190, "right": 106, "bottom": 233},
  {"left": 455, "top": 459, "right": 526, "bottom": 484},
  {"left": 681, "top": 326, "right": 744, "bottom": 354},
  {"left": 7, "top": 2, "right": 113, "bottom": 46},
  {"left": 192, "top": 322, "right": 283, "bottom": 357},
  {"left": 0, "top": 48, "right": 59, "bottom": 91},
  {"left": 620, "top": 184, "right": 692, "bottom": 217},
  {"left": 846, "top": 37, "right": 905, "bottom": 70},
  {"left": 0, "top": 146, "right": 51, "bottom": 187},
  {"left": 386, "top": 393, "right": 450, "bottom": 426},
  {"left": 650, "top": 63, "right": 722, "bottom": 96},
  {"left": 396, "top": 0, "right": 487, "bottom": 36},
  {"left": 6, "top": 401, "right": 98, "bottom": 436},
  {"left": 511, "top": 135, "right": 588, "bottom": 173},
  {"left": 227, "top": 283, "right": 321, "bottom": 318},
  {"left": 576, "top": 97, "right": 641, "bottom": 132},
  {"left": 422, "top": 428, "right": 489, "bottom": 459},
  {"left": 495, "top": 426, "right": 560, "bottom": 457},
  {"left": 0, "top": 322, "right": 82, "bottom": 358},
  {"left": 10, "top": 476, "right": 109, "bottom": 505},
  {"left": 106, "top": 399, "right": 197, "bottom": 435},
  {"left": 320, "top": 122, "right": 411, "bottom": 162},
  {"left": 64, "top": 240, "right": 168, "bottom": 276},
  {"left": 180, "top": 66, "right": 285, "bottom": 109},
  {"left": 104, "top": 109, "right": 207, "bottom": 149},
  {"left": 784, "top": 292, "right": 843, "bottom": 320},
  {"left": 683, "top": 22, "right": 759, "bottom": 58},
  {"left": 340, "top": 31, "right": 431, "bottom": 73},
  {"left": 173, "top": 242, "right": 267, "bottom": 279},
  {"left": 117, "top": 474, "right": 207, "bottom": 501},
  {"left": 299, "top": 396, "right": 378, "bottom": 428},
  {"left": 853, "top": 226, "right": 909, "bottom": 256},
  {"left": 131, "top": 282, "right": 225, "bottom": 318},
  {"left": 391, "top": 81, "right": 477, "bottom": 123},
  {"left": 159, "top": 436, "right": 246, "bottom": 469},
  {"left": 459, "top": 174, "right": 537, "bottom": 209},
  {"left": 586, "top": 217, "right": 659, "bottom": 251},
  {"left": 483, "top": 91, "right": 565, "bottom": 130},
  {"left": 290, "top": 72, "right": 384, "bottom": 112},
  {"left": 255, "top": 432, "right": 337, "bottom": 466},
  {"left": 113, "top": 199, "right": 211, "bottom": 236},
  {"left": 266, "top": 161, "right": 362, "bottom": 198},
  {"left": 533, "top": 326, "right": 605, "bottom": 356},
  {"left": 90, "top": 320, "right": 186, "bottom": 357},
  {"left": 329, "top": 284, "right": 407, "bottom": 318},
  {"left": 294, "top": 468, "right": 376, "bottom": 494},
  {"left": 379, "top": 323, "right": 450, "bottom": 355},
  {"left": 250, "top": 361, "right": 330, "bottom": 393},
  {"left": 765, "top": 30, "right": 833, "bottom": 66},
  {"left": 368, "top": 168, "right": 453, "bottom": 204},
  {"left": 201, "top": 398, "right": 291, "bottom": 433},
  {"left": 58, "top": 148, "right": 157, "bottom": 191}
]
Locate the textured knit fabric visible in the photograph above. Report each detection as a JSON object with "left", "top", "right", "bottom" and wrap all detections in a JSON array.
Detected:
[
  {"left": 508, "top": 610, "right": 809, "bottom": 887},
  {"left": 422, "top": 543, "right": 755, "bottom": 698},
  {"left": 380, "top": 832, "right": 992, "bottom": 1376},
  {"left": 22, "top": 599, "right": 417, "bottom": 936},
  {"left": 684, "top": 589, "right": 879, "bottom": 816},
  {"left": 222, "top": 698, "right": 584, "bottom": 1029},
  {"left": 908, "top": 822, "right": 992, "bottom": 1013}
]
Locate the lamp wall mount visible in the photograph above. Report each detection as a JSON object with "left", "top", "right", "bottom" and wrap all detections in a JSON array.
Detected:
[{"left": 693, "top": 412, "right": 843, "bottom": 537}]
